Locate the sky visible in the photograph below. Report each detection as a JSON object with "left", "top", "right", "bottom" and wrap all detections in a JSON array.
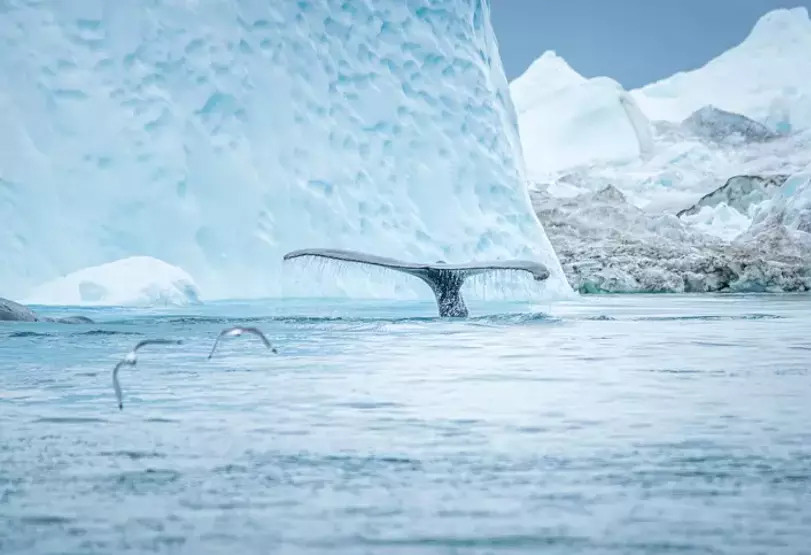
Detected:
[{"left": 490, "top": 1, "right": 811, "bottom": 89}]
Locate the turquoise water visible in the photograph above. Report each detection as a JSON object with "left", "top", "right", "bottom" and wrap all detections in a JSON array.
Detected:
[{"left": 1, "top": 295, "right": 810, "bottom": 554}]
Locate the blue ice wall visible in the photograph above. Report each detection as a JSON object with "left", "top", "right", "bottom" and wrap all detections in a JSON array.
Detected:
[{"left": 0, "top": 0, "right": 568, "bottom": 300}]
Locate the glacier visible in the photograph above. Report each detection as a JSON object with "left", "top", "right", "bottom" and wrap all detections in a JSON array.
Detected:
[
  {"left": 514, "top": 8, "right": 811, "bottom": 293},
  {"left": 0, "top": 0, "right": 570, "bottom": 303},
  {"left": 533, "top": 185, "right": 810, "bottom": 294}
]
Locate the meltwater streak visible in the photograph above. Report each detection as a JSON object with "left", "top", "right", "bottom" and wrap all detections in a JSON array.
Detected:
[{"left": 1, "top": 294, "right": 810, "bottom": 554}]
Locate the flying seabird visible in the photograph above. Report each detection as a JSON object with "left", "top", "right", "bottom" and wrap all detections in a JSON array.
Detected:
[
  {"left": 207, "top": 326, "right": 278, "bottom": 359},
  {"left": 112, "top": 338, "right": 182, "bottom": 410}
]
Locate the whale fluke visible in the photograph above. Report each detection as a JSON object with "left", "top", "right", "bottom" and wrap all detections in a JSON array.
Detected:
[{"left": 283, "top": 248, "right": 550, "bottom": 317}]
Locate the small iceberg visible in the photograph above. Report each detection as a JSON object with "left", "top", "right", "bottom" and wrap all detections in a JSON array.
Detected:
[{"left": 23, "top": 256, "right": 201, "bottom": 307}]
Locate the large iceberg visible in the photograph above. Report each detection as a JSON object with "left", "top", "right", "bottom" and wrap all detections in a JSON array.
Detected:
[
  {"left": 509, "top": 51, "right": 653, "bottom": 179},
  {"left": 0, "top": 0, "right": 569, "bottom": 301}
]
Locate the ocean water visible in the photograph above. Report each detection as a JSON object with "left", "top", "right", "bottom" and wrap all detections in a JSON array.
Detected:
[{"left": 1, "top": 294, "right": 810, "bottom": 554}]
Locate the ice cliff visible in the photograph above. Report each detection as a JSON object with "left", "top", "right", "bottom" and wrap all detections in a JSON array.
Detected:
[{"left": 0, "top": 0, "right": 569, "bottom": 302}]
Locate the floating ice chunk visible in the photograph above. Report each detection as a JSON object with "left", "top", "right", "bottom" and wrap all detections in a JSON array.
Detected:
[{"left": 24, "top": 256, "right": 201, "bottom": 307}]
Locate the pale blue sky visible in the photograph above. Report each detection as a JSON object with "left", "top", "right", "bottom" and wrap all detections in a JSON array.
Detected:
[{"left": 491, "top": 1, "right": 811, "bottom": 88}]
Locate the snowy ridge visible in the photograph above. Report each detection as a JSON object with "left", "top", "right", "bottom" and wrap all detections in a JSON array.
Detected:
[
  {"left": 509, "top": 51, "right": 588, "bottom": 115},
  {"left": 632, "top": 7, "right": 811, "bottom": 131},
  {"left": 513, "top": 8, "right": 811, "bottom": 293},
  {"left": 0, "top": 0, "right": 570, "bottom": 302}
]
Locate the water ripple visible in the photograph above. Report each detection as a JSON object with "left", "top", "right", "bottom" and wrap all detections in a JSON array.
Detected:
[{"left": 1, "top": 295, "right": 809, "bottom": 554}]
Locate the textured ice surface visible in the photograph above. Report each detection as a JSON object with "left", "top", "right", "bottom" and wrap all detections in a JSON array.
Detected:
[
  {"left": 23, "top": 256, "right": 201, "bottom": 307},
  {"left": 0, "top": 0, "right": 568, "bottom": 301},
  {"left": 677, "top": 175, "right": 789, "bottom": 240},
  {"left": 677, "top": 175, "right": 789, "bottom": 218},
  {"left": 632, "top": 8, "right": 811, "bottom": 131},
  {"left": 679, "top": 204, "right": 754, "bottom": 242},
  {"left": 682, "top": 106, "right": 779, "bottom": 144},
  {"left": 752, "top": 168, "right": 811, "bottom": 233},
  {"left": 514, "top": 32, "right": 811, "bottom": 212},
  {"left": 512, "top": 9, "right": 811, "bottom": 211},
  {"left": 511, "top": 8, "right": 811, "bottom": 294},
  {"left": 510, "top": 52, "right": 653, "bottom": 178},
  {"left": 533, "top": 186, "right": 811, "bottom": 294}
]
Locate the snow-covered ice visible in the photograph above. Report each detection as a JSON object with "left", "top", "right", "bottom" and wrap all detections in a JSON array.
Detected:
[
  {"left": 0, "top": 0, "right": 569, "bottom": 302},
  {"left": 533, "top": 186, "right": 810, "bottom": 293},
  {"left": 632, "top": 7, "right": 811, "bottom": 132},
  {"left": 751, "top": 167, "right": 811, "bottom": 233},
  {"left": 510, "top": 52, "right": 653, "bottom": 178},
  {"left": 23, "top": 256, "right": 201, "bottom": 307},
  {"left": 515, "top": 8, "right": 811, "bottom": 205},
  {"left": 677, "top": 175, "right": 788, "bottom": 240},
  {"left": 517, "top": 8, "right": 811, "bottom": 293}
]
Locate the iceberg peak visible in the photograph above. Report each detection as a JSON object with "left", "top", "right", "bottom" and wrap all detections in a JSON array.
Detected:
[
  {"left": 510, "top": 50, "right": 586, "bottom": 114},
  {"left": 509, "top": 50, "right": 653, "bottom": 176},
  {"left": 747, "top": 7, "right": 811, "bottom": 43}
]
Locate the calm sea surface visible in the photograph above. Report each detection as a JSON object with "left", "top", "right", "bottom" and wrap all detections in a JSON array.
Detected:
[{"left": 1, "top": 294, "right": 810, "bottom": 554}]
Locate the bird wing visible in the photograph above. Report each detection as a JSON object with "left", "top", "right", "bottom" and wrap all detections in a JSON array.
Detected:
[
  {"left": 243, "top": 327, "right": 272, "bottom": 349},
  {"left": 112, "top": 359, "right": 132, "bottom": 410},
  {"left": 133, "top": 338, "right": 182, "bottom": 352},
  {"left": 207, "top": 334, "right": 224, "bottom": 359}
]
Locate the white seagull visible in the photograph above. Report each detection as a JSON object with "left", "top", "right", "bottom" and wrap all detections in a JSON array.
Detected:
[
  {"left": 207, "top": 326, "right": 278, "bottom": 359},
  {"left": 113, "top": 339, "right": 182, "bottom": 410}
]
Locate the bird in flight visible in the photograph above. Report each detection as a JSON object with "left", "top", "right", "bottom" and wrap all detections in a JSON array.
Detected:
[
  {"left": 208, "top": 326, "right": 278, "bottom": 359},
  {"left": 113, "top": 338, "right": 182, "bottom": 410}
]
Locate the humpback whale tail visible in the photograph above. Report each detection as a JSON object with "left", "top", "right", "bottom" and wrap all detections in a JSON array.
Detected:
[{"left": 282, "top": 248, "right": 550, "bottom": 317}]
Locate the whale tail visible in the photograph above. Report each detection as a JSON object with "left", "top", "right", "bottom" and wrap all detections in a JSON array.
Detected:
[{"left": 282, "top": 248, "right": 550, "bottom": 317}]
